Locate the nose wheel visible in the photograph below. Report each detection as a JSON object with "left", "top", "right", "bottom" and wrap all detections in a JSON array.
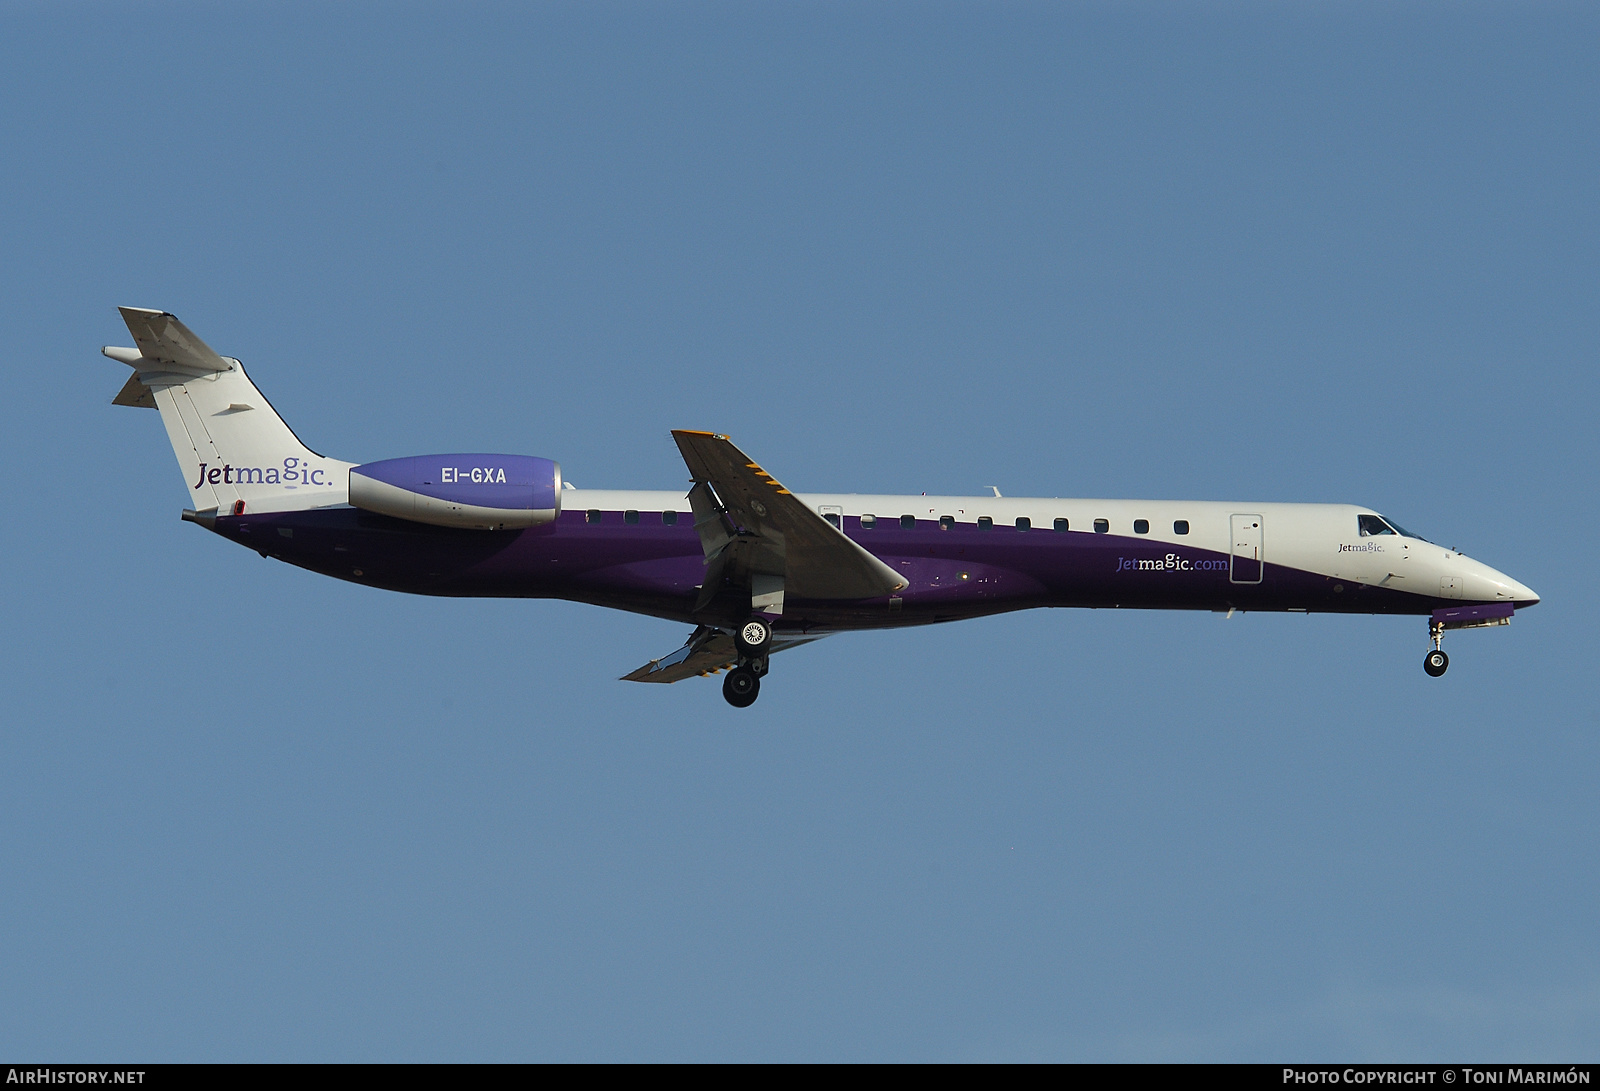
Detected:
[{"left": 1423, "top": 619, "right": 1449, "bottom": 677}]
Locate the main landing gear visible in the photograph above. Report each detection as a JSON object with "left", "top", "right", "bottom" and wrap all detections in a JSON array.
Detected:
[
  {"left": 723, "top": 617, "right": 774, "bottom": 708},
  {"left": 723, "top": 666, "right": 760, "bottom": 707},
  {"left": 1424, "top": 618, "right": 1450, "bottom": 677}
]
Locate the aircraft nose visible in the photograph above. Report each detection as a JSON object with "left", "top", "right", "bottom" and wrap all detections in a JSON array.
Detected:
[{"left": 1469, "top": 560, "right": 1539, "bottom": 608}]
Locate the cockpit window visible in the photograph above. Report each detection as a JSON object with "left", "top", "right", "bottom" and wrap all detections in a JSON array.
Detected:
[{"left": 1359, "top": 513, "right": 1429, "bottom": 541}]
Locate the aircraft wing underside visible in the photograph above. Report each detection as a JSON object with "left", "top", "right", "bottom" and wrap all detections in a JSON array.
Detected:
[
  {"left": 671, "top": 429, "right": 907, "bottom": 612},
  {"left": 621, "top": 625, "right": 825, "bottom": 684}
]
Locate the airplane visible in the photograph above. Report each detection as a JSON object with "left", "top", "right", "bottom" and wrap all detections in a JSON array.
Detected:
[{"left": 105, "top": 307, "right": 1540, "bottom": 707}]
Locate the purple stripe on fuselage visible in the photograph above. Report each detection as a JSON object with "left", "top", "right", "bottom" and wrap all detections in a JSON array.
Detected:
[
  {"left": 211, "top": 507, "right": 1467, "bottom": 631},
  {"left": 1433, "top": 601, "right": 1515, "bottom": 625}
]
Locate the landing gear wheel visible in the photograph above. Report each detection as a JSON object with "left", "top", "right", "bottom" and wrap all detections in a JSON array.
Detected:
[
  {"left": 1424, "top": 649, "right": 1449, "bottom": 677},
  {"left": 735, "top": 618, "right": 773, "bottom": 658},
  {"left": 723, "top": 666, "right": 760, "bottom": 708}
]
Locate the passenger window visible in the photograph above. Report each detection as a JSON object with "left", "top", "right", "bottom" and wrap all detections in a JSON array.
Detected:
[
  {"left": 1358, "top": 514, "right": 1396, "bottom": 537},
  {"left": 1094, "top": 518, "right": 1109, "bottom": 534},
  {"left": 1016, "top": 517, "right": 1031, "bottom": 532},
  {"left": 939, "top": 515, "right": 955, "bottom": 530},
  {"left": 900, "top": 514, "right": 916, "bottom": 529},
  {"left": 1054, "top": 518, "right": 1069, "bottom": 532},
  {"left": 1133, "top": 519, "right": 1149, "bottom": 534},
  {"left": 978, "top": 516, "right": 993, "bottom": 531},
  {"left": 624, "top": 509, "right": 639, "bottom": 525},
  {"left": 662, "top": 510, "right": 678, "bottom": 526},
  {"left": 586, "top": 509, "right": 602, "bottom": 524},
  {"left": 1173, "top": 520, "right": 1189, "bottom": 535},
  {"left": 861, "top": 514, "right": 876, "bottom": 529}
]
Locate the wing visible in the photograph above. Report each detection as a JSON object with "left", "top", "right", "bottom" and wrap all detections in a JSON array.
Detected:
[
  {"left": 672, "top": 430, "right": 907, "bottom": 604},
  {"left": 621, "top": 625, "right": 826, "bottom": 684}
]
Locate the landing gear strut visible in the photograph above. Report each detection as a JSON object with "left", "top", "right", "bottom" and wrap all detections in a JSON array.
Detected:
[
  {"left": 1424, "top": 619, "right": 1449, "bottom": 677},
  {"left": 723, "top": 617, "right": 774, "bottom": 708}
]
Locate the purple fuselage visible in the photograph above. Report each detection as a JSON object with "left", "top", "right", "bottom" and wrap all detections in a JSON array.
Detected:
[{"left": 213, "top": 505, "right": 1443, "bottom": 634}]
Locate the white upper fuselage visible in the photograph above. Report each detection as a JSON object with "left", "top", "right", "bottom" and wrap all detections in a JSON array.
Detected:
[{"left": 562, "top": 489, "right": 1539, "bottom": 607}]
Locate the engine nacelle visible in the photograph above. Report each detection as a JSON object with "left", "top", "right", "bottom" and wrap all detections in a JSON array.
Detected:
[{"left": 349, "top": 454, "right": 561, "bottom": 530}]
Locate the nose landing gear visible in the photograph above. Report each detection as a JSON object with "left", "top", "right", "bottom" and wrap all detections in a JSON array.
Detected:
[
  {"left": 1424, "top": 619, "right": 1449, "bottom": 677},
  {"left": 723, "top": 617, "right": 775, "bottom": 708}
]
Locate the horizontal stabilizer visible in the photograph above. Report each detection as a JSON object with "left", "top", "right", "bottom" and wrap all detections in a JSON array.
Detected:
[
  {"left": 111, "top": 372, "right": 156, "bottom": 409},
  {"left": 116, "top": 307, "right": 230, "bottom": 374},
  {"left": 622, "top": 626, "right": 823, "bottom": 683}
]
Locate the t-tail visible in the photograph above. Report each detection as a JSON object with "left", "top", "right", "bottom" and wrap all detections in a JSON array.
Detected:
[{"left": 106, "top": 307, "right": 354, "bottom": 520}]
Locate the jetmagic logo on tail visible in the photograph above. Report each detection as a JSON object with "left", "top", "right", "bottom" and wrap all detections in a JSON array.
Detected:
[{"left": 194, "top": 456, "right": 329, "bottom": 490}]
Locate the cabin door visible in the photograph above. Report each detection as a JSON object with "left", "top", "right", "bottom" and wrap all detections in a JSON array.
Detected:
[
  {"left": 1230, "top": 514, "right": 1264, "bottom": 584},
  {"left": 818, "top": 505, "right": 845, "bottom": 531}
]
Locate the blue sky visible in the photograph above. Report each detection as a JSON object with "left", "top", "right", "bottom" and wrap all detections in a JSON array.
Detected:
[{"left": 1, "top": 2, "right": 1595, "bottom": 1060}]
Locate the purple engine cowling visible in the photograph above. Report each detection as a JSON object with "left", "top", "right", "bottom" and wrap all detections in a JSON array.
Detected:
[{"left": 348, "top": 454, "right": 562, "bottom": 530}]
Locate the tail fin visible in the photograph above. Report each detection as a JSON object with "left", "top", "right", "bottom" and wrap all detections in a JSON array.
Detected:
[{"left": 106, "top": 307, "right": 353, "bottom": 514}]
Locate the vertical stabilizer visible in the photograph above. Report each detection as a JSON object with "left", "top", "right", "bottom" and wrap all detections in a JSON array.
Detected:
[{"left": 106, "top": 308, "right": 353, "bottom": 514}]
